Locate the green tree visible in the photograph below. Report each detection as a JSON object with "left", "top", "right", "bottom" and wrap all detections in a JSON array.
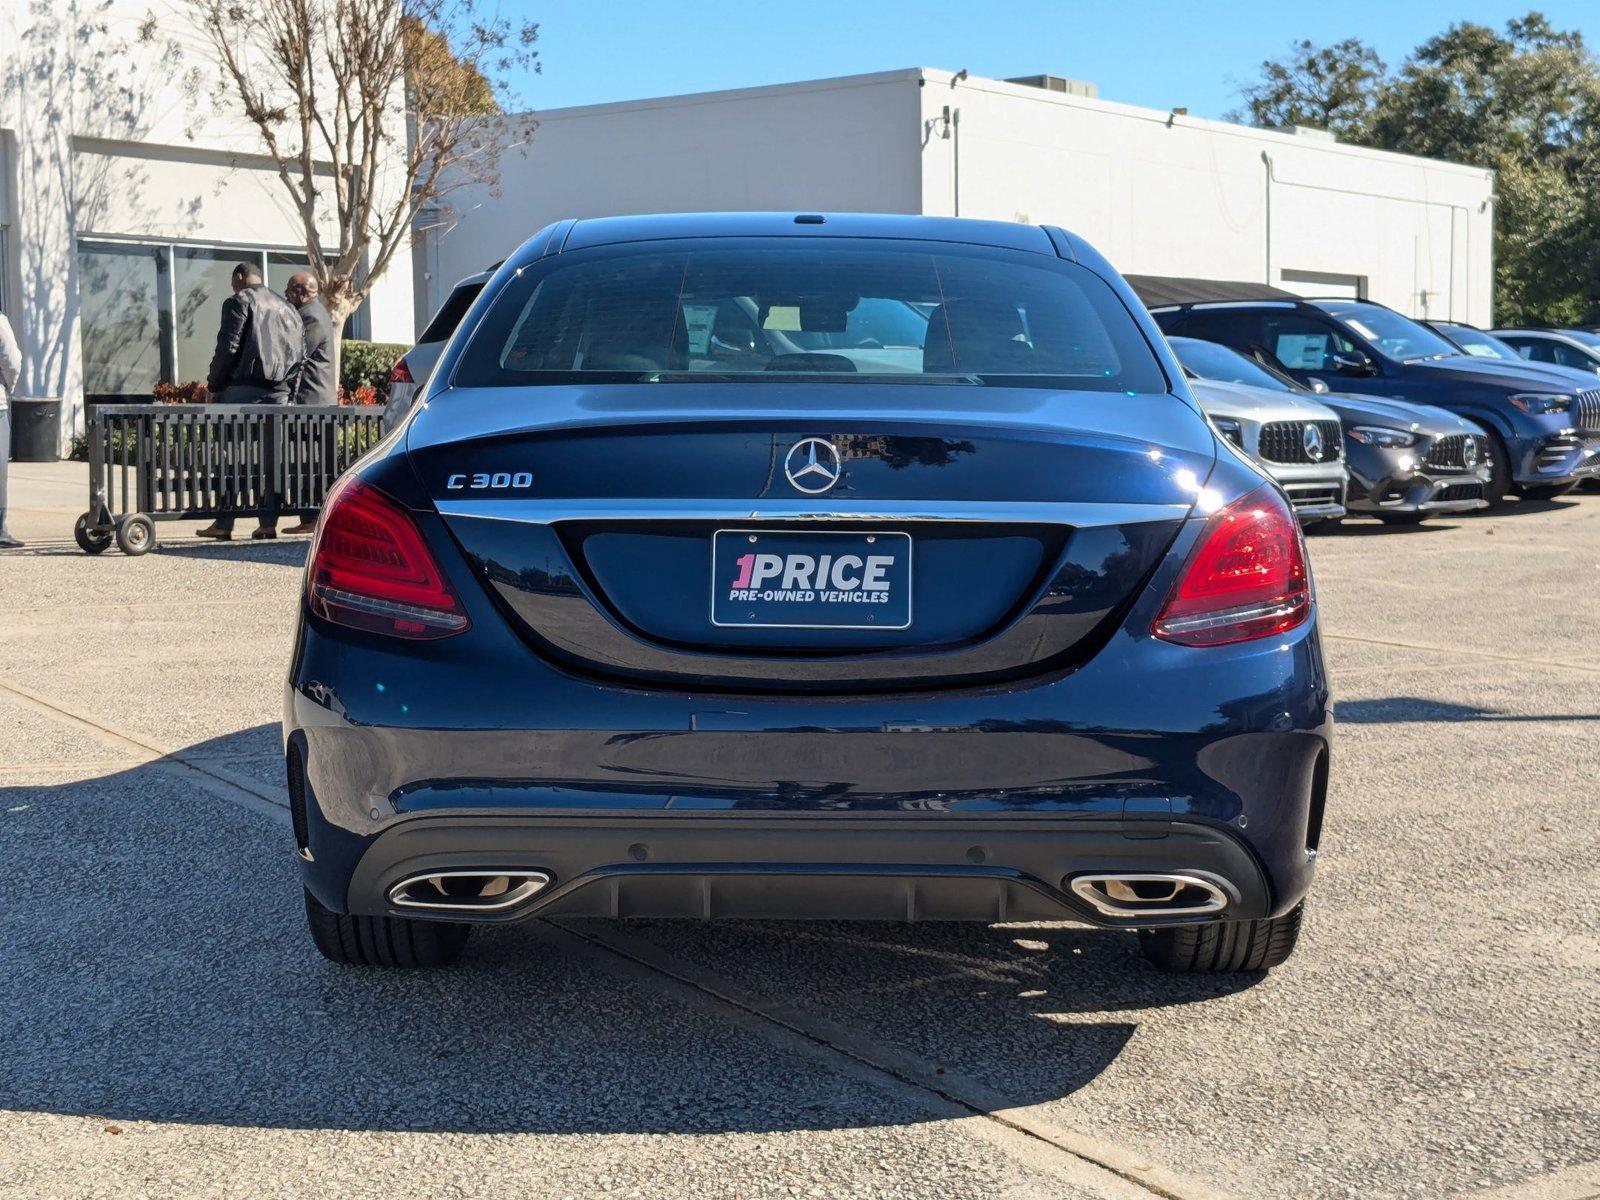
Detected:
[
  {"left": 1372, "top": 15, "right": 1600, "bottom": 324},
  {"left": 1229, "top": 38, "right": 1388, "bottom": 141},
  {"left": 1235, "top": 16, "right": 1600, "bottom": 324}
]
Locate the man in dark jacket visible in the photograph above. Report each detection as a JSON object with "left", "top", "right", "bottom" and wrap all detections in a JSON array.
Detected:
[
  {"left": 286, "top": 273, "right": 335, "bottom": 405},
  {"left": 282, "top": 272, "right": 336, "bottom": 534},
  {"left": 197, "top": 263, "right": 303, "bottom": 540}
]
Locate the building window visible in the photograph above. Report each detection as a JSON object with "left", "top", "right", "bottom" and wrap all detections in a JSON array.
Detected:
[
  {"left": 79, "top": 242, "right": 170, "bottom": 399},
  {"left": 173, "top": 246, "right": 244, "bottom": 385},
  {"left": 77, "top": 239, "right": 370, "bottom": 402}
]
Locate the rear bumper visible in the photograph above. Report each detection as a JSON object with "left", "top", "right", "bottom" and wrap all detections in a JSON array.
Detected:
[
  {"left": 286, "top": 609, "right": 1331, "bottom": 928},
  {"left": 325, "top": 812, "right": 1278, "bottom": 927}
]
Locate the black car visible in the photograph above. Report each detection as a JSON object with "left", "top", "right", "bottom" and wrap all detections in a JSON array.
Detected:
[
  {"left": 287, "top": 213, "right": 1329, "bottom": 975},
  {"left": 1150, "top": 297, "right": 1600, "bottom": 503}
]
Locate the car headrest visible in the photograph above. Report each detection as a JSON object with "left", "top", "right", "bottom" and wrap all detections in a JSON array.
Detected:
[{"left": 923, "top": 300, "right": 1033, "bottom": 373}]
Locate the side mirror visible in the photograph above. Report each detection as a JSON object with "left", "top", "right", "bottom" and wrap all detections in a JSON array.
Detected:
[
  {"left": 1306, "top": 377, "right": 1330, "bottom": 394},
  {"left": 1330, "top": 350, "right": 1376, "bottom": 377}
]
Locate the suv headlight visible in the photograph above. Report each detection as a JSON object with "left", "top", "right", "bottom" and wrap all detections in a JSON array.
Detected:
[
  {"left": 1347, "top": 425, "right": 1417, "bottom": 448},
  {"left": 1508, "top": 393, "right": 1573, "bottom": 414},
  {"left": 1209, "top": 415, "right": 1245, "bottom": 446}
]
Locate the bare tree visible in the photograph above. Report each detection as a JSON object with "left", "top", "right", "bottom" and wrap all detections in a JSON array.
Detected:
[{"left": 184, "top": 0, "right": 538, "bottom": 383}]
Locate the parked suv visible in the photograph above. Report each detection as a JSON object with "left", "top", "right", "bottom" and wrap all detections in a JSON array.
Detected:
[
  {"left": 286, "top": 213, "right": 1329, "bottom": 975},
  {"left": 1151, "top": 298, "right": 1600, "bottom": 502},
  {"left": 1171, "top": 337, "right": 1489, "bottom": 524}
]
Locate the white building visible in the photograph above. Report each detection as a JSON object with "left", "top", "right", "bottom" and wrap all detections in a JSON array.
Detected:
[
  {"left": 0, "top": 1, "right": 416, "bottom": 450},
  {"left": 424, "top": 68, "right": 1495, "bottom": 328}
]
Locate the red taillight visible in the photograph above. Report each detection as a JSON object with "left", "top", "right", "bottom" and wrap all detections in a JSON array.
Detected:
[
  {"left": 306, "top": 477, "right": 469, "bottom": 639},
  {"left": 1152, "top": 486, "right": 1311, "bottom": 647},
  {"left": 388, "top": 356, "right": 414, "bottom": 384}
]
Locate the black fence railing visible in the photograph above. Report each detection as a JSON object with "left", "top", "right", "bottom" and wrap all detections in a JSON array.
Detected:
[{"left": 76, "top": 404, "right": 387, "bottom": 555}]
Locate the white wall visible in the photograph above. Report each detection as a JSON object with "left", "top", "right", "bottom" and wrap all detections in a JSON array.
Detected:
[
  {"left": 426, "top": 71, "right": 924, "bottom": 320},
  {"left": 430, "top": 69, "right": 1494, "bottom": 332},
  {"left": 0, "top": 0, "right": 416, "bottom": 445},
  {"left": 918, "top": 71, "right": 1495, "bottom": 324}
]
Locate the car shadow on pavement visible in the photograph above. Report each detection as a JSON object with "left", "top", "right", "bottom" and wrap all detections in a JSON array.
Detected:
[
  {"left": 1336, "top": 697, "right": 1600, "bottom": 723},
  {"left": 1315, "top": 520, "right": 1455, "bottom": 537},
  {"left": 0, "top": 726, "right": 1258, "bottom": 1137},
  {"left": 152, "top": 539, "right": 310, "bottom": 566}
]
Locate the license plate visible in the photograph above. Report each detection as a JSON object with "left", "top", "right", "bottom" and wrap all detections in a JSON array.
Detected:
[{"left": 711, "top": 530, "right": 912, "bottom": 629}]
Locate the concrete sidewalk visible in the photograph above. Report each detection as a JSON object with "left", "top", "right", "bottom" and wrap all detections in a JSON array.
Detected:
[{"left": 3, "top": 458, "right": 319, "bottom": 550}]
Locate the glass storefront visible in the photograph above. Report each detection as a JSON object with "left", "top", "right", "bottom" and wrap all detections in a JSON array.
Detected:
[
  {"left": 77, "top": 239, "right": 369, "bottom": 401},
  {"left": 173, "top": 246, "right": 242, "bottom": 385},
  {"left": 79, "top": 242, "right": 169, "bottom": 398}
]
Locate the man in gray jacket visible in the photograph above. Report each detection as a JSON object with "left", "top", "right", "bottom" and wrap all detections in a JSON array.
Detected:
[
  {"left": 286, "top": 273, "right": 335, "bottom": 405},
  {"left": 0, "top": 308, "right": 22, "bottom": 549},
  {"left": 197, "top": 263, "right": 303, "bottom": 540},
  {"left": 282, "top": 272, "right": 336, "bottom": 534}
]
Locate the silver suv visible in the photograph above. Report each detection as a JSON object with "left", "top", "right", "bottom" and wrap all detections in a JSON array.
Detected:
[{"left": 1186, "top": 376, "right": 1347, "bottom": 524}]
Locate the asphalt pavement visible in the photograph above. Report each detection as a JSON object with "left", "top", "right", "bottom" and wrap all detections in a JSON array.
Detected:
[{"left": 0, "top": 462, "right": 1595, "bottom": 1199}]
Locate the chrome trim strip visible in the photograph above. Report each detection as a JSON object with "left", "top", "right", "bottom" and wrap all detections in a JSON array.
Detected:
[{"left": 435, "top": 499, "right": 1193, "bottom": 527}]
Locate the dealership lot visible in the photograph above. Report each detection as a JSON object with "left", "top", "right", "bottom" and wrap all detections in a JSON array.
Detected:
[{"left": 0, "top": 464, "right": 1595, "bottom": 1200}]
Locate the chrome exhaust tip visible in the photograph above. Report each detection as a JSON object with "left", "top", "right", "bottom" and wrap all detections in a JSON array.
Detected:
[
  {"left": 387, "top": 870, "right": 552, "bottom": 914},
  {"left": 1068, "top": 872, "right": 1229, "bottom": 918}
]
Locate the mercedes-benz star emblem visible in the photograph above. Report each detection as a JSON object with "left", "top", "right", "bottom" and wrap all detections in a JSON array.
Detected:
[
  {"left": 1302, "top": 423, "right": 1325, "bottom": 462},
  {"left": 784, "top": 438, "right": 842, "bottom": 494},
  {"left": 1461, "top": 437, "right": 1479, "bottom": 468}
]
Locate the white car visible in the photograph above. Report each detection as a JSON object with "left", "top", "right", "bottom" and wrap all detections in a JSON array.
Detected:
[
  {"left": 384, "top": 266, "right": 496, "bottom": 429},
  {"left": 1490, "top": 328, "right": 1600, "bottom": 376}
]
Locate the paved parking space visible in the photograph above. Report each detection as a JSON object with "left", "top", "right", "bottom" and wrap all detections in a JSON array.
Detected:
[{"left": 0, "top": 465, "right": 1595, "bottom": 1199}]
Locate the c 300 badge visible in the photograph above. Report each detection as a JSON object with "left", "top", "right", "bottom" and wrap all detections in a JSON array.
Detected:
[{"left": 445, "top": 471, "right": 534, "bottom": 490}]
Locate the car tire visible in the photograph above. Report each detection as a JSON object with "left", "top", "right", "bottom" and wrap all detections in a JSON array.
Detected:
[
  {"left": 303, "top": 888, "right": 472, "bottom": 967},
  {"left": 1137, "top": 903, "right": 1303, "bottom": 973},
  {"left": 1482, "top": 434, "right": 1513, "bottom": 507},
  {"left": 1517, "top": 481, "right": 1577, "bottom": 501}
]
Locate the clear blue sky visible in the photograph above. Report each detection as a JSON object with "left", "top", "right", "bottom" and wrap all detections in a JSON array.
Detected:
[{"left": 502, "top": 0, "right": 1600, "bottom": 118}]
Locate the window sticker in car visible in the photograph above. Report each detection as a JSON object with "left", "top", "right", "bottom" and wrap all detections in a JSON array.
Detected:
[
  {"left": 681, "top": 304, "right": 717, "bottom": 355},
  {"left": 1276, "top": 334, "right": 1329, "bottom": 369}
]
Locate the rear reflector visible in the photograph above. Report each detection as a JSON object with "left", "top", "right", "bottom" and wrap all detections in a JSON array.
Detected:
[
  {"left": 1152, "top": 485, "right": 1310, "bottom": 647},
  {"left": 306, "top": 477, "right": 469, "bottom": 639},
  {"left": 388, "top": 356, "right": 414, "bottom": 384}
]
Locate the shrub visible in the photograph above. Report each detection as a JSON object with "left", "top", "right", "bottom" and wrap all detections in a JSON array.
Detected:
[
  {"left": 153, "top": 380, "right": 210, "bottom": 404},
  {"left": 336, "top": 384, "right": 381, "bottom": 406},
  {"left": 340, "top": 340, "right": 408, "bottom": 400}
]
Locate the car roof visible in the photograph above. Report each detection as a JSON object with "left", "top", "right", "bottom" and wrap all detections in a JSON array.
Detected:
[{"left": 554, "top": 212, "right": 1059, "bottom": 256}]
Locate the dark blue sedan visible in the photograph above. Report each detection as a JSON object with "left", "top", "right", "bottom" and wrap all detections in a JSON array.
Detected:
[{"left": 285, "top": 213, "right": 1329, "bottom": 974}]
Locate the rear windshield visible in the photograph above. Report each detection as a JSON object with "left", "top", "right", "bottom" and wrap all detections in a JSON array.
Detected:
[{"left": 452, "top": 240, "right": 1167, "bottom": 392}]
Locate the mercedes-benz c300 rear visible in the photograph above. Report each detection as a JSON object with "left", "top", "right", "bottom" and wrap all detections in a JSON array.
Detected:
[{"left": 286, "top": 213, "right": 1330, "bottom": 974}]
